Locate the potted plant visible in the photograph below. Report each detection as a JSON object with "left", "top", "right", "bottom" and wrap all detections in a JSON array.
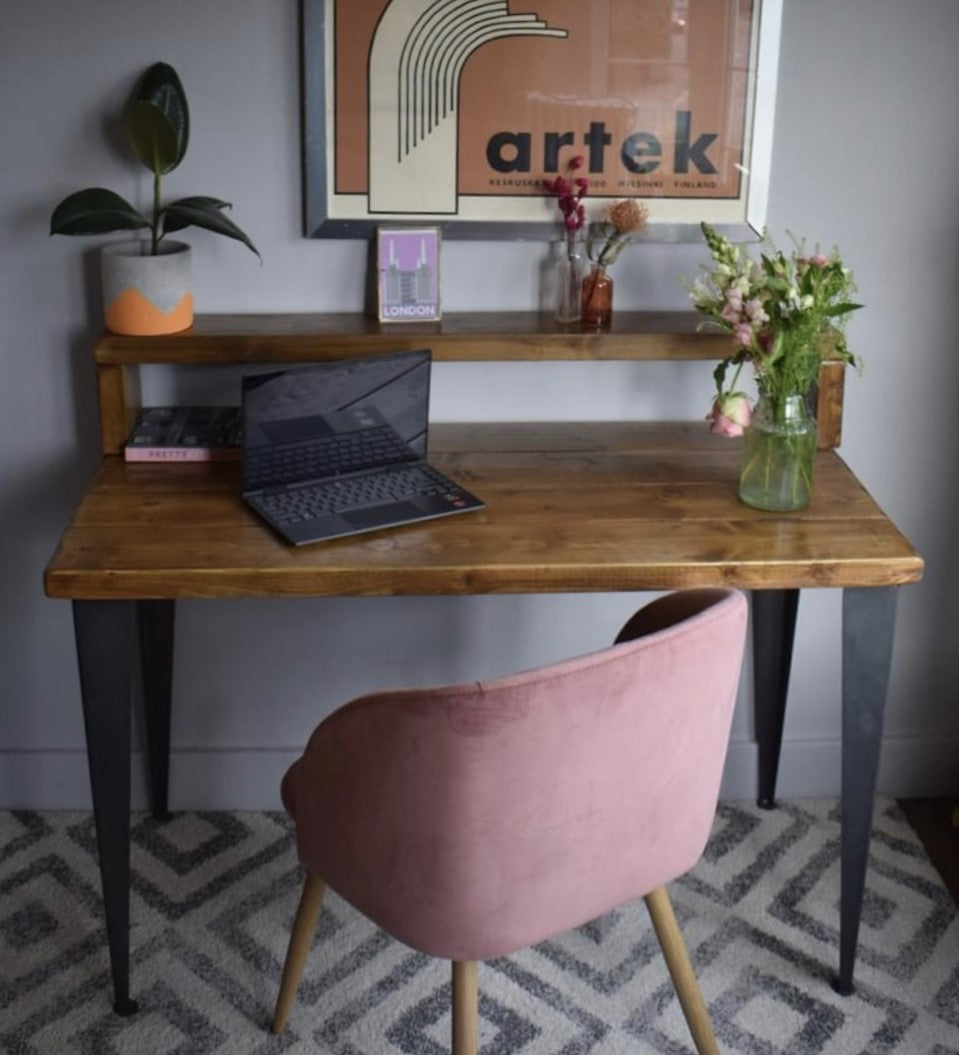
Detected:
[{"left": 50, "top": 61, "right": 258, "bottom": 335}]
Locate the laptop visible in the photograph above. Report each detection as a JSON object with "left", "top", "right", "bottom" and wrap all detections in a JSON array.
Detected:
[{"left": 241, "top": 349, "right": 484, "bottom": 545}]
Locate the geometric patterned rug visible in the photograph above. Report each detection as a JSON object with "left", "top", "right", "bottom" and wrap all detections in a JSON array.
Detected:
[{"left": 1, "top": 799, "right": 957, "bottom": 1054}]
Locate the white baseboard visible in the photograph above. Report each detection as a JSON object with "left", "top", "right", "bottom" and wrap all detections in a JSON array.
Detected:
[
  {"left": 0, "top": 749, "right": 298, "bottom": 811},
  {"left": 719, "top": 737, "right": 959, "bottom": 800},
  {"left": 2, "top": 737, "right": 957, "bottom": 809}
]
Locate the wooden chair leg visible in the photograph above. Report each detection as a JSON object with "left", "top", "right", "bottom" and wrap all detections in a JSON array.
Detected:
[
  {"left": 451, "top": 960, "right": 478, "bottom": 1055},
  {"left": 272, "top": 871, "right": 326, "bottom": 1034},
  {"left": 644, "top": 886, "right": 720, "bottom": 1055}
]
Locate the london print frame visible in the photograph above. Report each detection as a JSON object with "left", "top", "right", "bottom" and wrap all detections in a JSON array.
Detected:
[{"left": 376, "top": 227, "right": 442, "bottom": 323}]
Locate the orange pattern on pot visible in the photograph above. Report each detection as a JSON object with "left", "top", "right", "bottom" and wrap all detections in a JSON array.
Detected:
[{"left": 104, "top": 288, "right": 194, "bottom": 336}]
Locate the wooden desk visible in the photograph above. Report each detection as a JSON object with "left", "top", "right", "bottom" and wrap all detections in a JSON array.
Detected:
[{"left": 44, "top": 315, "right": 922, "bottom": 1015}]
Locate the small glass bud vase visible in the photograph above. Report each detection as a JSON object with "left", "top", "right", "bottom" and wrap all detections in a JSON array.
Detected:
[
  {"left": 555, "top": 238, "right": 585, "bottom": 324},
  {"left": 581, "top": 264, "right": 613, "bottom": 328},
  {"left": 739, "top": 394, "right": 817, "bottom": 512}
]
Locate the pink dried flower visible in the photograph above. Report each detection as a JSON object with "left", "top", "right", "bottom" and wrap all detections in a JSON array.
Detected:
[{"left": 544, "top": 156, "right": 589, "bottom": 235}]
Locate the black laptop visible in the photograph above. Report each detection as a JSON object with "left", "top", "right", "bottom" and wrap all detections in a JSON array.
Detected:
[{"left": 241, "top": 349, "right": 484, "bottom": 545}]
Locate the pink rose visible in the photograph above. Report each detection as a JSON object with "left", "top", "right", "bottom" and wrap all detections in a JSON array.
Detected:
[{"left": 708, "top": 392, "right": 752, "bottom": 437}]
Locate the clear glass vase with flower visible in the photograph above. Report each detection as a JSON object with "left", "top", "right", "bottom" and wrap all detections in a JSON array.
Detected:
[
  {"left": 543, "top": 157, "right": 589, "bottom": 323},
  {"left": 689, "top": 222, "right": 862, "bottom": 511}
]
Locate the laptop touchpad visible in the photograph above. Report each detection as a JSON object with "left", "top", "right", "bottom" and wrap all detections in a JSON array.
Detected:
[{"left": 344, "top": 501, "right": 421, "bottom": 530}]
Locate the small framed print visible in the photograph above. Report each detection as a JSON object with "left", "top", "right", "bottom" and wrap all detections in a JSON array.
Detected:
[{"left": 376, "top": 227, "right": 441, "bottom": 322}]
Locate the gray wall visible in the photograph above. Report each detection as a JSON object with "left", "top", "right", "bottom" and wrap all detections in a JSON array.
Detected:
[{"left": 2, "top": 0, "right": 957, "bottom": 808}]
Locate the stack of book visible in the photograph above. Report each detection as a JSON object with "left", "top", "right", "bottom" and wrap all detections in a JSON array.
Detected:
[{"left": 124, "top": 406, "right": 242, "bottom": 462}]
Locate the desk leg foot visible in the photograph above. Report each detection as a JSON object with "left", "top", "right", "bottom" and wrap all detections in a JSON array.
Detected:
[
  {"left": 73, "top": 600, "right": 137, "bottom": 1015},
  {"left": 138, "top": 600, "right": 175, "bottom": 822},
  {"left": 830, "top": 975, "right": 855, "bottom": 998},
  {"left": 113, "top": 997, "right": 140, "bottom": 1017},
  {"left": 752, "top": 589, "right": 800, "bottom": 810},
  {"left": 838, "top": 586, "right": 898, "bottom": 995}
]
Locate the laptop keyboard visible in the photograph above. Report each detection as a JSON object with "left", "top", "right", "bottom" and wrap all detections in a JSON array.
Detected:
[
  {"left": 245, "top": 426, "right": 411, "bottom": 489},
  {"left": 258, "top": 464, "right": 457, "bottom": 526}
]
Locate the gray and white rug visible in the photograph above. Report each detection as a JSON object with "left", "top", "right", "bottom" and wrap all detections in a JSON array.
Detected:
[{"left": 1, "top": 799, "right": 956, "bottom": 1054}]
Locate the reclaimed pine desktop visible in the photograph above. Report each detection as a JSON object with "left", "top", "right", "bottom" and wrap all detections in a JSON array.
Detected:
[{"left": 44, "top": 312, "right": 923, "bottom": 1014}]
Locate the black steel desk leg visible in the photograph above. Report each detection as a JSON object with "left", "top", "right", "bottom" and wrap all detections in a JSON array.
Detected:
[
  {"left": 834, "top": 585, "right": 898, "bottom": 996},
  {"left": 72, "top": 600, "right": 138, "bottom": 1016},
  {"left": 752, "top": 589, "right": 800, "bottom": 809},
  {"left": 138, "top": 600, "right": 175, "bottom": 822}
]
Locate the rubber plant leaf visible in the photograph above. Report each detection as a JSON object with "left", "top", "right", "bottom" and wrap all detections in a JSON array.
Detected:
[
  {"left": 124, "top": 62, "right": 189, "bottom": 176},
  {"left": 50, "top": 188, "right": 150, "bottom": 236},
  {"left": 161, "top": 197, "right": 259, "bottom": 257},
  {"left": 160, "top": 196, "right": 230, "bottom": 231}
]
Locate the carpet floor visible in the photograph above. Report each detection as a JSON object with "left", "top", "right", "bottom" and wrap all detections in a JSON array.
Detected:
[{"left": 1, "top": 798, "right": 957, "bottom": 1054}]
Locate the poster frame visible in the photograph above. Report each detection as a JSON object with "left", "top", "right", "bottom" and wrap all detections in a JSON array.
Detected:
[{"left": 301, "top": 0, "right": 783, "bottom": 242}]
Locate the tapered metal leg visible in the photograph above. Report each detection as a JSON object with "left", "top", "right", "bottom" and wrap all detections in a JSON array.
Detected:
[
  {"left": 73, "top": 600, "right": 138, "bottom": 1015},
  {"left": 752, "top": 589, "right": 800, "bottom": 809},
  {"left": 138, "top": 600, "right": 175, "bottom": 822},
  {"left": 834, "top": 586, "right": 898, "bottom": 996}
]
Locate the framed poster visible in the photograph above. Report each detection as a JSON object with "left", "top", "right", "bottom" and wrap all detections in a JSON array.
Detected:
[
  {"left": 376, "top": 227, "right": 442, "bottom": 322},
  {"left": 302, "top": 0, "right": 782, "bottom": 241}
]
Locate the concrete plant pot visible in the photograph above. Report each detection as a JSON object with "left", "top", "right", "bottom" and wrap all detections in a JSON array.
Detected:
[{"left": 100, "top": 239, "right": 193, "bottom": 335}]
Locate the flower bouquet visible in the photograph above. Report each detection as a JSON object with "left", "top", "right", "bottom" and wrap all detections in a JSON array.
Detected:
[{"left": 689, "top": 222, "right": 861, "bottom": 510}]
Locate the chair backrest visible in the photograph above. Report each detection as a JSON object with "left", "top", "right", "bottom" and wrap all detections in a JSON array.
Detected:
[{"left": 282, "top": 588, "right": 748, "bottom": 961}]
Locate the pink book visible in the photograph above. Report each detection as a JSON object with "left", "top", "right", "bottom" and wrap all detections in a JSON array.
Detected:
[
  {"left": 124, "top": 406, "right": 241, "bottom": 463},
  {"left": 124, "top": 445, "right": 239, "bottom": 462}
]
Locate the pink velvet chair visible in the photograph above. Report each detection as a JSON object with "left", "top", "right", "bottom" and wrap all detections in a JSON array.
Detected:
[{"left": 272, "top": 587, "right": 748, "bottom": 1054}]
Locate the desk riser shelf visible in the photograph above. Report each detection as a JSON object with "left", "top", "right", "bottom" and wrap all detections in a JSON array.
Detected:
[
  {"left": 93, "top": 312, "right": 846, "bottom": 455},
  {"left": 94, "top": 311, "right": 732, "bottom": 361}
]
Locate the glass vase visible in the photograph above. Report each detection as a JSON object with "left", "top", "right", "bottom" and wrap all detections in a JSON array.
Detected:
[
  {"left": 739, "top": 394, "right": 817, "bottom": 512},
  {"left": 555, "top": 239, "right": 585, "bottom": 323},
  {"left": 581, "top": 264, "right": 613, "bottom": 328}
]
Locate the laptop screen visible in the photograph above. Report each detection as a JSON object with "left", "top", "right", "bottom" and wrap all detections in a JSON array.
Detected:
[{"left": 242, "top": 349, "right": 431, "bottom": 491}]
